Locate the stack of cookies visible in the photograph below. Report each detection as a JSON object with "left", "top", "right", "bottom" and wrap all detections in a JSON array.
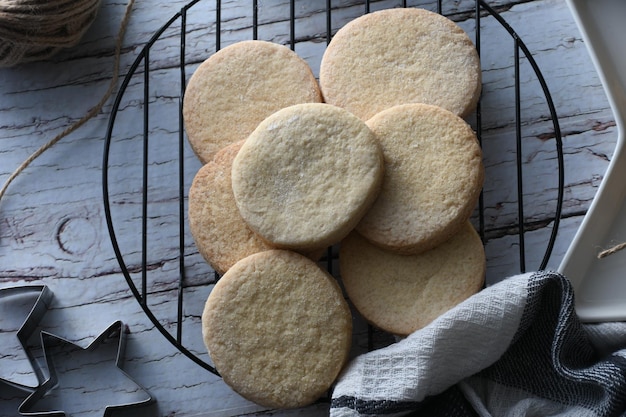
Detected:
[{"left": 184, "top": 7, "right": 485, "bottom": 410}]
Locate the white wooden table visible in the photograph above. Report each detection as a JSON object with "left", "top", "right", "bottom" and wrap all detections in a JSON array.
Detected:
[{"left": 0, "top": 0, "right": 615, "bottom": 416}]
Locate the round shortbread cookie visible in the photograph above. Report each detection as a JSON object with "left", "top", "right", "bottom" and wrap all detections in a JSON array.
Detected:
[
  {"left": 202, "top": 250, "right": 352, "bottom": 409},
  {"left": 319, "top": 7, "right": 481, "bottom": 121},
  {"left": 188, "top": 141, "right": 324, "bottom": 273},
  {"left": 232, "top": 102, "right": 384, "bottom": 252},
  {"left": 188, "top": 141, "right": 275, "bottom": 275},
  {"left": 183, "top": 40, "right": 322, "bottom": 163},
  {"left": 340, "top": 222, "right": 485, "bottom": 336},
  {"left": 357, "top": 103, "right": 484, "bottom": 255}
]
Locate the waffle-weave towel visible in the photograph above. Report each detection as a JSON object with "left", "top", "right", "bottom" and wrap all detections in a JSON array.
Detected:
[{"left": 330, "top": 271, "right": 626, "bottom": 417}]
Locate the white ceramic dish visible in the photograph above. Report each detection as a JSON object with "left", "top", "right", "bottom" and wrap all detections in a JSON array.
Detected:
[{"left": 559, "top": 0, "right": 626, "bottom": 321}]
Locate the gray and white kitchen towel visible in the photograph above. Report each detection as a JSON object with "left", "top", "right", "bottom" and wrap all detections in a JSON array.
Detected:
[{"left": 330, "top": 270, "right": 626, "bottom": 417}]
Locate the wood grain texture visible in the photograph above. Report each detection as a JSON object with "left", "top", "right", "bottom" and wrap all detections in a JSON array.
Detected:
[{"left": 0, "top": 0, "right": 613, "bottom": 415}]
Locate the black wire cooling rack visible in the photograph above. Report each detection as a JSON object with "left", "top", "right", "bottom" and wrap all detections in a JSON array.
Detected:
[{"left": 102, "top": 0, "right": 564, "bottom": 375}]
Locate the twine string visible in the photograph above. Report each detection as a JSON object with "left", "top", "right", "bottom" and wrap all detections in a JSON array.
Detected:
[
  {"left": 597, "top": 242, "right": 626, "bottom": 259},
  {"left": 0, "top": 0, "right": 135, "bottom": 205}
]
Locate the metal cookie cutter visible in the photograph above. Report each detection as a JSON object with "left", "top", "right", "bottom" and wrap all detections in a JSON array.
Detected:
[
  {"left": 19, "top": 320, "right": 154, "bottom": 417},
  {"left": 0, "top": 285, "right": 53, "bottom": 391}
]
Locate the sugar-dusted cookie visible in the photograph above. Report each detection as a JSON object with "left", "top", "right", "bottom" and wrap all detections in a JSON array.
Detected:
[
  {"left": 340, "top": 222, "right": 485, "bottom": 336},
  {"left": 188, "top": 141, "right": 324, "bottom": 274},
  {"left": 319, "top": 7, "right": 481, "bottom": 120},
  {"left": 357, "top": 103, "right": 484, "bottom": 255},
  {"left": 188, "top": 141, "right": 276, "bottom": 275},
  {"left": 202, "top": 250, "right": 352, "bottom": 409},
  {"left": 183, "top": 40, "right": 322, "bottom": 163},
  {"left": 232, "top": 102, "right": 383, "bottom": 252}
]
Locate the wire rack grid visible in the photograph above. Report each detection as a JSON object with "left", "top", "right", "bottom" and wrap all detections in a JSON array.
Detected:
[{"left": 102, "top": 0, "right": 564, "bottom": 376}]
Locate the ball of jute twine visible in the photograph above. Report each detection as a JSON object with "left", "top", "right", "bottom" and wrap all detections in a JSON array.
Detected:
[
  {"left": 0, "top": 0, "right": 135, "bottom": 205},
  {"left": 0, "top": 0, "right": 102, "bottom": 68}
]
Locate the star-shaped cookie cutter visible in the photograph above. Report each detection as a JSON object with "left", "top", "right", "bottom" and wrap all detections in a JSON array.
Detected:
[
  {"left": 18, "top": 320, "right": 154, "bottom": 417},
  {"left": 0, "top": 285, "right": 53, "bottom": 391}
]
